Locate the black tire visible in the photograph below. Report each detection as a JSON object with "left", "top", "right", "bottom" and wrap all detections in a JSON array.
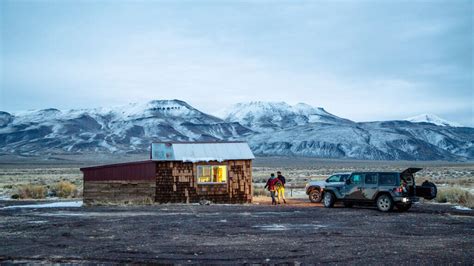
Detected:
[
  {"left": 422, "top": 182, "right": 437, "bottom": 200},
  {"left": 323, "top": 192, "right": 335, "bottom": 208},
  {"left": 396, "top": 203, "right": 412, "bottom": 212},
  {"left": 343, "top": 202, "right": 354, "bottom": 208},
  {"left": 309, "top": 189, "right": 322, "bottom": 203},
  {"left": 376, "top": 194, "right": 394, "bottom": 212}
]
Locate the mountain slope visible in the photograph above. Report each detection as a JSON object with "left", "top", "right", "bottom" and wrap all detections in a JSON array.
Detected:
[
  {"left": 0, "top": 100, "right": 472, "bottom": 161},
  {"left": 0, "top": 100, "right": 252, "bottom": 154},
  {"left": 220, "top": 101, "right": 353, "bottom": 132},
  {"left": 248, "top": 120, "right": 473, "bottom": 160}
]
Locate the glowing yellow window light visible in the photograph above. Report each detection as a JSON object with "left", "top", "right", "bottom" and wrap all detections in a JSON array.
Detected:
[{"left": 197, "top": 165, "right": 227, "bottom": 184}]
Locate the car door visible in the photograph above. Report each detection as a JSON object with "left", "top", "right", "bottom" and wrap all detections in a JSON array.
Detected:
[
  {"left": 326, "top": 175, "right": 340, "bottom": 183},
  {"left": 343, "top": 173, "right": 365, "bottom": 200},
  {"left": 362, "top": 173, "right": 378, "bottom": 200}
]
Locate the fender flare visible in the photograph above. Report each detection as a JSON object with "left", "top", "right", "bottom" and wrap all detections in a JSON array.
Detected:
[
  {"left": 374, "top": 191, "right": 393, "bottom": 201},
  {"left": 307, "top": 186, "right": 321, "bottom": 193}
]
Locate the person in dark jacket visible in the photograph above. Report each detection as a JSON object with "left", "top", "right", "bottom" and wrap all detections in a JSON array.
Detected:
[
  {"left": 277, "top": 171, "right": 286, "bottom": 185},
  {"left": 277, "top": 171, "right": 287, "bottom": 204},
  {"left": 264, "top": 173, "right": 278, "bottom": 205}
]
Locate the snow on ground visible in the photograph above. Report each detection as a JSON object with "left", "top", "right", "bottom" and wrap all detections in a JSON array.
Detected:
[
  {"left": 253, "top": 223, "right": 327, "bottom": 231},
  {"left": 453, "top": 205, "right": 472, "bottom": 211},
  {"left": 2, "top": 201, "right": 83, "bottom": 209}
]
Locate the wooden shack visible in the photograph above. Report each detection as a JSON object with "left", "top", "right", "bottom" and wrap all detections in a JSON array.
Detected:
[{"left": 81, "top": 142, "right": 255, "bottom": 205}]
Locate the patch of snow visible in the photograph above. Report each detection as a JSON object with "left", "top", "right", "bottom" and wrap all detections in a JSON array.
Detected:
[
  {"left": 0, "top": 195, "right": 12, "bottom": 200},
  {"left": 182, "top": 157, "right": 225, "bottom": 163},
  {"left": 100, "top": 140, "right": 118, "bottom": 152},
  {"left": 253, "top": 223, "right": 327, "bottom": 231},
  {"left": 453, "top": 205, "right": 472, "bottom": 211},
  {"left": 27, "top": 220, "right": 48, "bottom": 224},
  {"left": 406, "top": 114, "right": 463, "bottom": 127},
  {"left": 2, "top": 201, "right": 83, "bottom": 209}
]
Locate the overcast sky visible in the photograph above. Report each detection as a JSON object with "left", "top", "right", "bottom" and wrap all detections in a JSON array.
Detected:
[{"left": 1, "top": 0, "right": 472, "bottom": 125}]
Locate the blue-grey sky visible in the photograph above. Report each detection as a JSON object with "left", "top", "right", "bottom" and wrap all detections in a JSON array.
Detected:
[{"left": 1, "top": 0, "right": 472, "bottom": 125}]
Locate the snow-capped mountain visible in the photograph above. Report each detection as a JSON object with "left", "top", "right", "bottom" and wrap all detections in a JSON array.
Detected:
[
  {"left": 0, "top": 100, "right": 252, "bottom": 154},
  {"left": 0, "top": 100, "right": 472, "bottom": 161},
  {"left": 405, "top": 114, "right": 463, "bottom": 127},
  {"left": 220, "top": 101, "right": 353, "bottom": 132}
]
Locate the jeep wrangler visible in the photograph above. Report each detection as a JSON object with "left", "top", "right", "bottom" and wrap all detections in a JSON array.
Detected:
[
  {"left": 305, "top": 172, "right": 351, "bottom": 203},
  {"left": 322, "top": 168, "right": 437, "bottom": 212}
]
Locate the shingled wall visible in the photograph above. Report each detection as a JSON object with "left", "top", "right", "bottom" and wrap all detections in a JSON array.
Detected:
[{"left": 155, "top": 160, "right": 252, "bottom": 204}]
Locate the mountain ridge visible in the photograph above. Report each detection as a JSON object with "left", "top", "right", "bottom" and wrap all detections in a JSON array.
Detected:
[{"left": 1, "top": 100, "right": 472, "bottom": 161}]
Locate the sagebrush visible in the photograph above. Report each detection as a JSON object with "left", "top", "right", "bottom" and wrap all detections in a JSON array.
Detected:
[
  {"left": 52, "top": 181, "right": 78, "bottom": 198},
  {"left": 18, "top": 184, "right": 47, "bottom": 199},
  {"left": 436, "top": 187, "right": 474, "bottom": 208}
]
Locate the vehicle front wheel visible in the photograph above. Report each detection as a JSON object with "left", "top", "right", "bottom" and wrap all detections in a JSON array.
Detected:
[
  {"left": 396, "top": 203, "right": 412, "bottom": 212},
  {"left": 323, "top": 192, "right": 335, "bottom": 208},
  {"left": 376, "top": 194, "right": 394, "bottom": 212},
  {"left": 309, "top": 189, "right": 322, "bottom": 203}
]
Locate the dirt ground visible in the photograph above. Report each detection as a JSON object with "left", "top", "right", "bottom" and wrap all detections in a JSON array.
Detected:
[{"left": 1, "top": 198, "right": 473, "bottom": 264}]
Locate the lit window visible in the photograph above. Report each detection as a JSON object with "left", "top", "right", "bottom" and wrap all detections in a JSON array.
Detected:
[{"left": 197, "top": 165, "right": 227, "bottom": 184}]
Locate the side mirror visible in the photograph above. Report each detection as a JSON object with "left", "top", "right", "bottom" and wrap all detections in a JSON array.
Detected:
[{"left": 346, "top": 179, "right": 351, "bottom": 185}]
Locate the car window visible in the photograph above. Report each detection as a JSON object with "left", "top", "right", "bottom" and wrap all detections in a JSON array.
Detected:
[
  {"left": 340, "top": 174, "right": 350, "bottom": 182},
  {"left": 327, "top": 175, "right": 340, "bottom": 183},
  {"left": 351, "top": 174, "right": 363, "bottom": 184},
  {"left": 365, "top": 173, "right": 378, "bottom": 184},
  {"left": 379, "top": 173, "right": 398, "bottom": 185}
]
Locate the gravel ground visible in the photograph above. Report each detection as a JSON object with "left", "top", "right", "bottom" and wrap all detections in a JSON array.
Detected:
[{"left": 0, "top": 199, "right": 473, "bottom": 264}]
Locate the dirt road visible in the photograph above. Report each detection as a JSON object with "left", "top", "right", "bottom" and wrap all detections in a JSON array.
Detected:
[{"left": 0, "top": 199, "right": 473, "bottom": 264}]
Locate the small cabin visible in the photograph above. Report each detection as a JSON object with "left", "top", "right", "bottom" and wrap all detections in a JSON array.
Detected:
[{"left": 81, "top": 142, "right": 255, "bottom": 205}]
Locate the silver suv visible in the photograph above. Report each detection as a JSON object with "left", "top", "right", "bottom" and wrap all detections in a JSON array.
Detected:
[
  {"left": 322, "top": 168, "right": 437, "bottom": 212},
  {"left": 305, "top": 173, "right": 351, "bottom": 203}
]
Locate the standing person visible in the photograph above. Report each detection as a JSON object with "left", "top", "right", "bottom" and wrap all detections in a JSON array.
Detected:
[
  {"left": 264, "top": 173, "right": 278, "bottom": 205},
  {"left": 277, "top": 171, "right": 287, "bottom": 204}
]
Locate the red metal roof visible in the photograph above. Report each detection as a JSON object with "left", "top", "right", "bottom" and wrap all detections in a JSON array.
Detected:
[{"left": 81, "top": 160, "right": 156, "bottom": 181}]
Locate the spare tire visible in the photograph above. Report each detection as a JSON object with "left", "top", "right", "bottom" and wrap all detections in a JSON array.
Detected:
[{"left": 422, "top": 182, "right": 437, "bottom": 200}]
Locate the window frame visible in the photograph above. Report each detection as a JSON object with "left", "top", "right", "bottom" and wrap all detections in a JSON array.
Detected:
[
  {"left": 378, "top": 173, "right": 399, "bottom": 186},
  {"left": 326, "top": 175, "right": 341, "bottom": 183},
  {"left": 196, "top": 164, "right": 228, "bottom": 185},
  {"left": 350, "top": 174, "right": 363, "bottom": 185},
  {"left": 340, "top": 174, "right": 350, "bottom": 182},
  {"left": 364, "top": 173, "right": 378, "bottom": 185}
]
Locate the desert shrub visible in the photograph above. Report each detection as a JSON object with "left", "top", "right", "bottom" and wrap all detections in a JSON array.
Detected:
[
  {"left": 253, "top": 187, "right": 268, "bottom": 197},
  {"left": 436, "top": 187, "right": 474, "bottom": 208},
  {"left": 52, "top": 181, "right": 78, "bottom": 198},
  {"left": 18, "top": 184, "right": 47, "bottom": 199}
]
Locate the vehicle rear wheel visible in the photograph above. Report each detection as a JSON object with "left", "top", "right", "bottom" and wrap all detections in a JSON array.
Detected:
[
  {"left": 323, "top": 192, "right": 335, "bottom": 208},
  {"left": 376, "top": 194, "right": 394, "bottom": 212},
  {"left": 343, "top": 202, "right": 353, "bottom": 208},
  {"left": 309, "top": 189, "right": 322, "bottom": 203},
  {"left": 396, "top": 203, "right": 412, "bottom": 212}
]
